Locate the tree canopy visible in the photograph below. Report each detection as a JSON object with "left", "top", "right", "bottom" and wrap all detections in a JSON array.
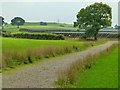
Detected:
[
  {"left": 0, "top": 16, "right": 4, "bottom": 26},
  {"left": 74, "top": 2, "right": 112, "bottom": 40},
  {"left": 11, "top": 17, "right": 25, "bottom": 28}
]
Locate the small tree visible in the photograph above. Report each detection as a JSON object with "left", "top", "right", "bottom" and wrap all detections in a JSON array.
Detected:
[
  {"left": 11, "top": 17, "right": 25, "bottom": 28},
  {"left": 0, "top": 16, "right": 4, "bottom": 29},
  {"left": 74, "top": 2, "right": 112, "bottom": 40}
]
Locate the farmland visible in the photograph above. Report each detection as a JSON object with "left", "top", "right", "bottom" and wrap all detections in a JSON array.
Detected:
[
  {"left": 3, "top": 22, "right": 76, "bottom": 32},
  {"left": 1, "top": 1, "right": 119, "bottom": 88},
  {"left": 2, "top": 37, "right": 83, "bottom": 52}
]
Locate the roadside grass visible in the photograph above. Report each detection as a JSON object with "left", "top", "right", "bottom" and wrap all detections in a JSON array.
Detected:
[
  {"left": 76, "top": 45, "right": 118, "bottom": 88},
  {"left": 2, "top": 37, "right": 106, "bottom": 70},
  {"left": 56, "top": 43, "right": 118, "bottom": 88}
]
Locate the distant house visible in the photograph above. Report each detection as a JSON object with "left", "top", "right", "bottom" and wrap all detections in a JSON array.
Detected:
[{"left": 40, "top": 22, "right": 47, "bottom": 26}]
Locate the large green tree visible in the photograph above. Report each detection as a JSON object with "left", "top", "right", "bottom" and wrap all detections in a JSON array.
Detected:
[
  {"left": 74, "top": 2, "right": 112, "bottom": 40},
  {"left": 11, "top": 17, "right": 25, "bottom": 28}
]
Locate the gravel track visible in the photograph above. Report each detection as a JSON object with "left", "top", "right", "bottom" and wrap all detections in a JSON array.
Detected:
[{"left": 2, "top": 41, "right": 118, "bottom": 88}]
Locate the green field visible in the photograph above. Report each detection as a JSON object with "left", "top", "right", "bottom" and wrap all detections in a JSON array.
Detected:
[
  {"left": 2, "top": 37, "right": 83, "bottom": 52},
  {"left": 3, "top": 22, "right": 76, "bottom": 32},
  {"left": 64, "top": 45, "right": 118, "bottom": 88}
]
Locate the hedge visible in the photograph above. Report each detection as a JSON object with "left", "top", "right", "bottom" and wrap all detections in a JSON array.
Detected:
[{"left": 2, "top": 32, "right": 65, "bottom": 40}]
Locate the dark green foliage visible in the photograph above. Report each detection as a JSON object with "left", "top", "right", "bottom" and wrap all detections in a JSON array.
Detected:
[
  {"left": 0, "top": 16, "right": 4, "bottom": 25},
  {"left": 12, "top": 33, "right": 65, "bottom": 40},
  {"left": 2, "top": 32, "right": 12, "bottom": 37},
  {"left": 40, "top": 22, "right": 47, "bottom": 25},
  {"left": 2, "top": 32, "right": 65, "bottom": 40},
  {"left": 59, "top": 24, "right": 65, "bottom": 27},
  {"left": 28, "top": 56, "right": 32, "bottom": 63},
  {"left": 11, "top": 17, "right": 25, "bottom": 28},
  {"left": 74, "top": 2, "right": 112, "bottom": 40},
  {"left": 19, "top": 28, "right": 76, "bottom": 32},
  {"left": 0, "top": 16, "right": 4, "bottom": 29}
]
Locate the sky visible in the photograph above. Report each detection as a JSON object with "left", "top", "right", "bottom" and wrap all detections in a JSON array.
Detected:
[{"left": 0, "top": 0, "right": 119, "bottom": 26}]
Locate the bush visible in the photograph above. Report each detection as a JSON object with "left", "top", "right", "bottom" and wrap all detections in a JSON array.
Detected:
[
  {"left": 59, "top": 25, "right": 65, "bottom": 27},
  {"left": 2, "top": 32, "right": 12, "bottom": 37}
]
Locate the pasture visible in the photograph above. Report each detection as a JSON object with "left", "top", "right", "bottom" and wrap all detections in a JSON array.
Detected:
[
  {"left": 2, "top": 37, "right": 83, "bottom": 52},
  {"left": 3, "top": 22, "right": 76, "bottom": 32}
]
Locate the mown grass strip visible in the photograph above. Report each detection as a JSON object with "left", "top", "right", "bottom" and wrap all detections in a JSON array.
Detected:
[{"left": 76, "top": 45, "right": 118, "bottom": 88}]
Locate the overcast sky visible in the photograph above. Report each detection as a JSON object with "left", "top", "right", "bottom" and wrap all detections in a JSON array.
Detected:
[{"left": 0, "top": 1, "right": 119, "bottom": 26}]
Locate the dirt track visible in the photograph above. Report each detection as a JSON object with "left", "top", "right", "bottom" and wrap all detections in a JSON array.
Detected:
[{"left": 2, "top": 41, "right": 118, "bottom": 88}]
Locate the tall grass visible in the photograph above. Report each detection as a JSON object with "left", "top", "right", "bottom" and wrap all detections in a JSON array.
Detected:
[
  {"left": 56, "top": 43, "right": 118, "bottom": 88},
  {"left": 2, "top": 45, "right": 78, "bottom": 68}
]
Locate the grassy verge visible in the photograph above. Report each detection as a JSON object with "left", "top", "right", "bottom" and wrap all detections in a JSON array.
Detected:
[{"left": 56, "top": 43, "right": 118, "bottom": 88}]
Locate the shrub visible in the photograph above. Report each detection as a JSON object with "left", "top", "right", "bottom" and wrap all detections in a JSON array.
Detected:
[
  {"left": 2, "top": 32, "right": 12, "bottom": 37},
  {"left": 59, "top": 25, "right": 65, "bottom": 27}
]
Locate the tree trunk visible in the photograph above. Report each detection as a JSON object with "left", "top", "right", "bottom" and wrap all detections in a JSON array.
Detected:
[
  {"left": 94, "top": 31, "right": 98, "bottom": 40},
  {"left": 94, "top": 34, "right": 97, "bottom": 40}
]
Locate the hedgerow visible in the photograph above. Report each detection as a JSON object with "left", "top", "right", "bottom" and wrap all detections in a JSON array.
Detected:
[{"left": 2, "top": 32, "right": 65, "bottom": 40}]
